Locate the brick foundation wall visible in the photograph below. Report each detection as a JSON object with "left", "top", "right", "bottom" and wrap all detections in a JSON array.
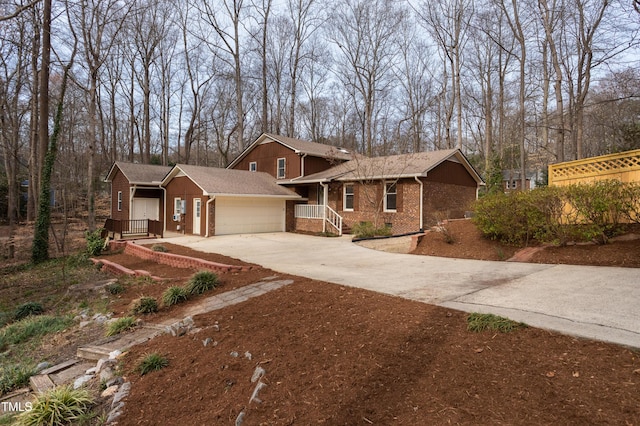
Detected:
[
  {"left": 108, "top": 241, "right": 251, "bottom": 272},
  {"left": 294, "top": 217, "right": 324, "bottom": 234}
]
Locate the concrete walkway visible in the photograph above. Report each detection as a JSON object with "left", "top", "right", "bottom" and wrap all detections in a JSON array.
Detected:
[{"left": 158, "top": 232, "right": 640, "bottom": 349}]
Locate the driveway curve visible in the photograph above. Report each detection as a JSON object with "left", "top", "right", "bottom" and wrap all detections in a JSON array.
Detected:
[{"left": 162, "top": 232, "right": 640, "bottom": 348}]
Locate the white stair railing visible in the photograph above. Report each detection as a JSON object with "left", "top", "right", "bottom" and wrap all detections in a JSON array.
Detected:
[
  {"left": 294, "top": 204, "right": 343, "bottom": 236},
  {"left": 324, "top": 206, "right": 343, "bottom": 236}
]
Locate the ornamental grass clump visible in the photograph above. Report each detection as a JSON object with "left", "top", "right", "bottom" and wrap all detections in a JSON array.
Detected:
[
  {"left": 162, "top": 286, "right": 189, "bottom": 306},
  {"left": 185, "top": 271, "right": 219, "bottom": 296},
  {"left": 105, "top": 316, "right": 136, "bottom": 337},
  {"left": 13, "top": 302, "right": 44, "bottom": 321},
  {"left": 137, "top": 353, "right": 169, "bottom": 376},
  {"left": 129, "top": 296, "right": 158, "bottom": 315},
  {"left": 18, "top": 385, "right": 93, "bottom": 426}
]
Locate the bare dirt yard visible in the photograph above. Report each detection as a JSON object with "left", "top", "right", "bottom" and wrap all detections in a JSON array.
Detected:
[{"left": 2, "top": 220, "right": 640, "bottom": 425}]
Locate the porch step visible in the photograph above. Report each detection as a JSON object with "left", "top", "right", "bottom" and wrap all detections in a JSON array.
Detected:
[{"left": 342, "top": 224, "right": 352, "bottom": 234}]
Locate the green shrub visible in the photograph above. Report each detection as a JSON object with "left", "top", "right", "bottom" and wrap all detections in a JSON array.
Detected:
[
  {"left": 18, "top": 385, "right": 93, "bottom": 426},
  {"left": 0, "top": 316, "right": 72, "bottom": 349},
  {"left": 185, "top": 271, "right": 219, "bottom": 295},
  {"left": 105, "top": 317, "right": 136, "bottom": 337},
  {"left": 151, "top": 244, "right": 168, "bottom": 252},
  {"left": 565, "top": 180, "right": 629, "bottom": 243},
  {"left": 467, "top": 313, "right": 527, "bottom": 333},
  {"left": 162, "top": 286, "right": 189, "bottom": 306},
  {"left": 85, "top": 228, "right": 105, "bottom": 256},
  {"left": 129, "top": 297, "right": 158, "bottom": 315},
  {"left": 106, "top": 282, "right": 125, "bottom": 295},
  {"left": 137, "top": 353, "right": 169, "bottom": 376},
  {"left": 0, "top": 364, "right": 35, "bottom": 394},
  {"left": 473, "top": 182, "right": 638, "bottom": 246},
  {"left": 352, "top": 221, "right": 392, "bottom": 239},
  {"left": 13, "top": 302, "right": 44, "bottom": 321}
]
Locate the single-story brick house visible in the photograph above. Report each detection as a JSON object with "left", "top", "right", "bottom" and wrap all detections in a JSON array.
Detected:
[
  {"left": 104, "top": 162, "right": 172, "bottom": 223},
  {"left": 282, "top": 149, "right": 483, "bottom": 235},
  {"left": 161, "top": 164, "right": 300, "bottom": 236}
]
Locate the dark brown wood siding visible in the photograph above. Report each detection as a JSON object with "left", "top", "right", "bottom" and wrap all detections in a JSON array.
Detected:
[
  {"left": 164, "top": 176, "right": 207, "bottom": 235},
  {"left": 425, "top": 160, "right": 477, "bottom": 187},
  {"left": 232, "top": 142, "right": 301, "bottom": 179},
  {"left": 303, "top": 156, "right": 336, "bottom": 176},
  {"left": 110, "top": 169, "right": 130, "bottom": 221}
]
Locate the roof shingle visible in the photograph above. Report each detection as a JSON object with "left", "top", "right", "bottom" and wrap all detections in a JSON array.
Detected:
[{"left": 167, "top": 165, "right": 300, "bottom": 198}]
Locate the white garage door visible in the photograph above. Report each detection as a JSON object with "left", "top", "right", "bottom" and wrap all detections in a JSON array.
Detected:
[
  {"left": 131, "top": 198, "right": 159, "bottom": 221},
  {"left": 215, "top": 197, "right": 285, "bottom": 235}
]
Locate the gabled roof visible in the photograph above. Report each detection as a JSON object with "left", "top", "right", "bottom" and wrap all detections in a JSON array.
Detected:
[
  {"left": 104, "top": 162, "right": 172, "bottom": 185},
  {"left": 227, "top": 133, "right": 353, "bottom": 169},
  {"left": 288, "top": 149, "right": 484, "bottom": 184},
  {"left": 162, "top": 164, "right": 301, "bottom": 199}
]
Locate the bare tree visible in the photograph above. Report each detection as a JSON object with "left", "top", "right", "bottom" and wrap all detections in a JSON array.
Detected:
[
  {"left": 416, "top": 0, "right": 472, "bottom": 150},
  {"left": 538, "top": 0, "right": 567, "bottom": 162},
  {"left": 497, "top": 0, "right": 528, "bottom": 189},
  {"left": 330, "top": 0, "right": 405, "bottom": 156},
  {"left": 197, "top": 0, "right": 247, "bottom": 152},
  {"left": 69, "top": 0, "right": 131, "bottom": 230}
]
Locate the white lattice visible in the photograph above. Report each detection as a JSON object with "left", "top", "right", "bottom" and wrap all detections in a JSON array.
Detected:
[{"left": 551, "top": 150, "right": 640, "bottom": 182}]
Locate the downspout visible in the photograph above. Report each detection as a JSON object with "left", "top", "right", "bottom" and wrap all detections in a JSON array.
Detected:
[
  {"left": 321, "top": 181, "right": 328, "bottom": 233},
  {"left": 204, "top": 196, "right": 215, "bottom": 237},
  {"left": 160, "top": 186, "right": 167, "bottom": 235},
  {"left": 414, "top": 176, "right": 424, "bottom": 232},
  {"left": 129, "top": 185, "right": 136, "bottom": 220},
  {"left": 300, "top": 153, "right": 307, "bottom": 177}
]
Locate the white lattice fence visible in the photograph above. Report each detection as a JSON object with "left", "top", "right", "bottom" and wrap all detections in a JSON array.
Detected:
[{"left": 549, "top": 149, "right": 640, "bottom": 186}]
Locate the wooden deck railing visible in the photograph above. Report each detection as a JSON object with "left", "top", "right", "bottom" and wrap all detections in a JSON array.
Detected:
[{"left": 104, "top": 218, "right": 163, "bottom": 239}]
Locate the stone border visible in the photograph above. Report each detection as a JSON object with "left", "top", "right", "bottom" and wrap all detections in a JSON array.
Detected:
[{"left": 90, "top": 258, "right": 165, "bottom": 281}]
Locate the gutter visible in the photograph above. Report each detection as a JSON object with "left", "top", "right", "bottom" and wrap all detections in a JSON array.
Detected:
[
  {"left": 129, "top": 185, "right": 136, "bottom": 220},
  {"left": 300, "top": 153, "right": 307, "bottom": 177},
  {"left": 204, "top": 196, "right": 215, "bottom": 237},
  {"left": 160, "top": 186, "right": 167, "bottom": 235},
  {"left": 321, "top": 182, "right": 329, "bottom": 233},
  {"left": 414, "top": 176, "right": 424, "bottom": 231}
]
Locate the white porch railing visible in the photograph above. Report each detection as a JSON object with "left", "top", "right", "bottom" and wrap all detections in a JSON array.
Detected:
[{"left": 294, "top": 204, "right": 343, "bottom": 236}]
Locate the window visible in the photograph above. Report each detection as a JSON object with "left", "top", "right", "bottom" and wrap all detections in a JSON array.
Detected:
[
  {"left": 384, "top": 182, "right": 397, "bottom": 212},
  {"left": 277, "top": 158, "right": 286, "bottom": 179},
  {"left": 117, "top": 191, "right": 122, "bottom": 211},
  {"left": 174, "top": 197, "right": 182, "bottom": 217},
  {"left": 344, "top": 184, "right": 354, "bottom": 211},
  {"left": 249, "top": 161, "right": 257, "bottom": 172}
]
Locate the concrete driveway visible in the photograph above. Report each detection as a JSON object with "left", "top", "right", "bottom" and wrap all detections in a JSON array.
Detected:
[{"left": 162, "top": 232, "right": 640, "bottom": 348}]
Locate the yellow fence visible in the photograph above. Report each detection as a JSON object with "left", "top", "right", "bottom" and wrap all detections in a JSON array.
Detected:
[{"left": 549, "top": 149, "right": 640, "bottom": 186}]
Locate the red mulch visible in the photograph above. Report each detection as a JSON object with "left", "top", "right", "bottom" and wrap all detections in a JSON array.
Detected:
[{"left": 94, "top": 229, "right": 640, "bottom": 425}]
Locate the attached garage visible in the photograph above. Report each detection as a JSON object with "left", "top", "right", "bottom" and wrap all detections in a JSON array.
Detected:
[
  {"left": 162, "top": 164, "right": 300, "bottom": 237},
  {"left": 215, "top": 197, "right": 285, "bottom": 235}
]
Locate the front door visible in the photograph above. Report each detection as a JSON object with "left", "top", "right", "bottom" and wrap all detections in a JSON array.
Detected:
[{"left": 193, "top": 198, "right": 201, "bottom": 235}]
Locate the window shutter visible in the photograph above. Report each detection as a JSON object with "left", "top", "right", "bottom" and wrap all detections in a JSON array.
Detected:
[
  {"left": 353, "top": 184, "right": 359, "bottom": 211},
  {"left": 396, "top": 182, "right": 403, "bottom": 212}
]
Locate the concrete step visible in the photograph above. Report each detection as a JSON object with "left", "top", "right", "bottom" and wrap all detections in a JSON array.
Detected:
[
  {"left": 50, "top": 362, "right": 94, "bottom": 385},
  {"left": 77, "top": 345, "right": 113, "bottom": 361}
]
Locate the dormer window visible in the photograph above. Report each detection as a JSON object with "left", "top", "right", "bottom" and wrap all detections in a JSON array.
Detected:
[{"left": 249, "top": 161, "right": 257, "bottom": 172}]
